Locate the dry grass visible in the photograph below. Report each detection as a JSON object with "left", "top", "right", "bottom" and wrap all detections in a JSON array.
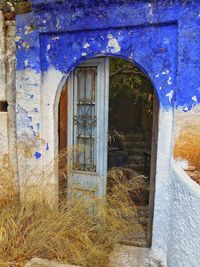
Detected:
[{"left": 0, "top": 151, "right": 143, "bottom": 267}]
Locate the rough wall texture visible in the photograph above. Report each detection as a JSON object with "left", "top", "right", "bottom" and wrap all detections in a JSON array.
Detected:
[
  {"left": 0, "top": 12, "right": 17, "bottom": 161},
  {"left": 15, "top": 0, "right": 200, "bottom": 169},
  {"left": 0, "top": 11, "right": 8, "bottom": 156},
  {"left": 0, "top": 11, "right": 6, "bottom": 101},
  {"left": 13, "top": 0, "right": 200, "bottom": 266},
  {"left": 169, "top": 164, "right": 200, "bottom": 267},
  {"left": 5, "top": 20, "right": 17, "bottom": 167}
]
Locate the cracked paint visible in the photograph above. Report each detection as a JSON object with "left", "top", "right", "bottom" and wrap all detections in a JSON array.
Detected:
[{"left": 14, "top": 2, "right": 200, "bottom": 266}]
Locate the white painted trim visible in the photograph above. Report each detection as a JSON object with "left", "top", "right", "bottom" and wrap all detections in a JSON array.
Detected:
[
  {"left": 38, "top": 61, "right": 174, "bottom": 263},
  {"left": 151, "top": 108, "right": 174, "bottom": 265}
]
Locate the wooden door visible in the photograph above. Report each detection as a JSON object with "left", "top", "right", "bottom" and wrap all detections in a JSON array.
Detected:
[{"left": 66, "top": 58, "right": 110, "bottom": 202}]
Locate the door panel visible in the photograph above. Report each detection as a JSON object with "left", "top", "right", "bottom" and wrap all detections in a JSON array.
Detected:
[
  {"left": 58, "top": 83, "right": 68, "bottom": 202},
  {"left": 67, "top": 58, "right": 109, "bottom": 200}
]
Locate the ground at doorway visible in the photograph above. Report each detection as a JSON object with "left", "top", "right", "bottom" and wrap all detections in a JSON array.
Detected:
[
  {"left": 110, "top": 245, "right": 164, "bottom": 267},
  {"left": 24, "top": 258, "right": 79, "bottom": 267}
]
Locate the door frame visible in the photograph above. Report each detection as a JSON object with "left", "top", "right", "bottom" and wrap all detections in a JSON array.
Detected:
[
  {"left": 147, "top": 93, "right": 159, "bottom": 247},
  {"left": 58, "top": 56, "right": 159, "bottom": 247},
  {"left": 59, "top": 57, "right": 110, "bottom": 201}
]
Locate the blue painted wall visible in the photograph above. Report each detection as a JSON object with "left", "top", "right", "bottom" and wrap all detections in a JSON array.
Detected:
[{"left": 16, "top": 0, "right": 200, "bottom": 111}]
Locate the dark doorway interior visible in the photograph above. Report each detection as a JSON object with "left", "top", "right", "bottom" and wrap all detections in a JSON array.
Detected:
[{"left": 107, "top": 57, "right": 156, "bottom": 247}]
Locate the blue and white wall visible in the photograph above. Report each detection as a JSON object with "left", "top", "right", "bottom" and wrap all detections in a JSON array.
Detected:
[{"left": 13, "top": 1, "right": 200, "bottom": 266}]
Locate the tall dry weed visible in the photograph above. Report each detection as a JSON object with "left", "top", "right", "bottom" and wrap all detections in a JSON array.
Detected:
[{"left": 0, "top": 150, "right": 144, "bottom": 267}]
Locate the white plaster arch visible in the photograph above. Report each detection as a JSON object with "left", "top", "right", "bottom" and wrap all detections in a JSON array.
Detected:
[{"left": 40, "top": 56, "right": 174, "bottom": 265}]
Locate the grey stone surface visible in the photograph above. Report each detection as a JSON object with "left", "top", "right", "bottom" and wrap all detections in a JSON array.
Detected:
[
  {"left": 110, "top": 245, "right": 164, "bottom": 267},
  {"left": 24, "top": 258, "right": 80, "bottom": 267}
]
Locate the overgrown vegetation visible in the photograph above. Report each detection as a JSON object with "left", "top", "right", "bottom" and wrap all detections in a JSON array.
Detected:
[
  {"left": 0, "top": 151, "right": 144, "bottom": 267},
  {"left": 110, "top": 57, "right": 153, "bottom": 114}
]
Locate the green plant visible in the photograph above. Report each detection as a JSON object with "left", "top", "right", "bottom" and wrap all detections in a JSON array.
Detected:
[{"left": 110, "top": 57, "right": 154, "bottom": 114}]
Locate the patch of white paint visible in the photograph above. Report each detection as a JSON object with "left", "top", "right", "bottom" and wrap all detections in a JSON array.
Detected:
[
  {"left": 24, "top": 59, "right": 29, "bottom": 67},
  {"left": 56, "top": 19, "right": 61, "bottom": 29},
  {"left": 192, "top": 95, "right": 197, "bottom": 102},
  {"left": 167, "top": 76, "right": 172, "bottom": 85},
  {"left": 148, "top": 3, "right": 153, "bottom": 23},
  {"left": 174, "top": 158, "right": 189, "bottom": 170},
  {"left": 83, "top": 42, "right": 90, "bottom": 49},
  {"left": 161, "top": 70, "right": 169, "bottom": 75},
  {"left": 166, "top": 90, "right": 174, "bottom": 103},
  {"left": 155, "top": 74, "right": 160, "bottom": 78},
  {"left": 81, "top": 52, "right": 87, "bottom": 57},
  {"left": 52, "top": 36, "right": 59, "bottom": 40},
  {"left": 107, "top": 34, "right": 121, "bottom": 53},
  {"left": 47, "top": 44, "right": 51, "bottom": 51},
  {"left": 167, "top": 77, "right": 172, "bottom": 85},
  {"left": 151, "top": 108, "right": 174, "bottom": 266}
]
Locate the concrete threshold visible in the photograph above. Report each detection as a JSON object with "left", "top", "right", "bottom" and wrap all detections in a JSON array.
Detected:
[{"left": 109, "top": 245, "right": 164, "bottom": 267}]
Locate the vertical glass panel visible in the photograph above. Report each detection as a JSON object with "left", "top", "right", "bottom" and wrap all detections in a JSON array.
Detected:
[{"left": 73, "top": 67, "right": 97, "bottom": 172}]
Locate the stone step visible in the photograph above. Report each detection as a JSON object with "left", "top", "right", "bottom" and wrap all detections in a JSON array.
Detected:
[
  {"left": 127, "top": 148, "right": 146, "bottom": 156},
  {"left": 128, "top": 163, "right": 144, "bottom": 171},
  {"left": 108, "top": 150, "right": 128, "bottom": 157},
  {"left": 124, "top": 133, "right": 144, "bottom": 142},
  {"left": 110, "top": 246, "right": 164, "bottom": 267},
  {"left": 123, "top": 141, "right": 146, "bottom": 149},
  {"left": 128, "top": 155, "right": 144, "bottom": 164}
]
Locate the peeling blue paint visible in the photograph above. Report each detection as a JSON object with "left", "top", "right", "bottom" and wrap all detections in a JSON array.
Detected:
[
  {"left": 34, "top": 151, "right": 41, "bottom": 159},
  {"left": 16, "top": 0, "right": 200, "bottom": 111},
  {"left": 46, "top": 142, "right": 49, "bottom": 151},
  {"left": 16, "top": 105, "right": 36, "bottom": 137}
]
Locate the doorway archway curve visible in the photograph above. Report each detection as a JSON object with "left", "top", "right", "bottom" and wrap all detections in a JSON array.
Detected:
[
  {"left": 54, "top": 52, "right": 160, "bottom": 114},
  {"left": 41, "top": 28, "right": 175, "bottom": 258},
  {"left": 57, "top": 55, "right": 159, "bottom": 246}
]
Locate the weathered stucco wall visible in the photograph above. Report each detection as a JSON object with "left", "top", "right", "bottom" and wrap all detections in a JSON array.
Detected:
[
  {"left": 0, "top": 11, "right": 17, "bottom": 165},
  {"left": 0, "top": 11, "right": 8, "bottom": 156},
  {"left": 168, "top": 163, "right": 200, "bottom": 267},
  {"left": 13, "top": 0, "right": 200, "bottom": 265},
  {"left": 15, "top": 0, "right": 200, "bottom": 169}
]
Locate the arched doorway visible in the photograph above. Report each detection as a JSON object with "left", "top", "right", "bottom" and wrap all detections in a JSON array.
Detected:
[{"left": 58, "top": 56, "right": 158, "bottom": 247}]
